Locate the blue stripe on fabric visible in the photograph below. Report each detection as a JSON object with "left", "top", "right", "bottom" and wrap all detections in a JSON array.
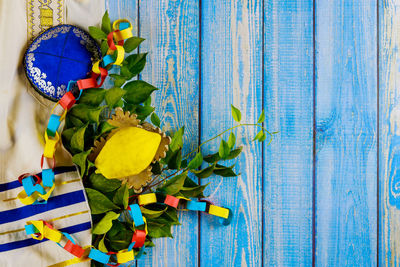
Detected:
[
  {"left": 0, "top": 190, "right": 86, "bottom": 225},
  {"left": 0, "top": 166, "right": 77, "bottom": 193},
  {"left": 0, "top": 221, "right": 91, "bottom": 252}
]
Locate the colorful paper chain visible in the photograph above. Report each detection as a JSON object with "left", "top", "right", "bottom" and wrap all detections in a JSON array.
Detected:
[
  {"left": 17, "top": 20, "right": 132, "bottom": 205},
  {"left": 25, "top": 193, "right": 232, "bottom": 265}
]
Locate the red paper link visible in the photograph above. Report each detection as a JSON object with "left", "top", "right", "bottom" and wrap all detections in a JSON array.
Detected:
[
  {"left": 40, "top": 154, "right": 56, "bottom": 170},
  {"left": 59, "top": 91, "right": 76, "bottom": 110},
  {"left": 131, "top": 229, "right": 146, "bottom": 248},
  {"left": 18, "top": 173, "right": 41, "bottom": 185},
  {"left": 64, "top": 240, "right": 85, "bottom": 258},
  {"left": 164, "top": 195, "right": 180, "bottom": 208},
  {"left": 107, "top": 32, "right": 117, "bottom": 50},
  {"left": 78, "top": 69, "right": 108, "bottom": 90}
]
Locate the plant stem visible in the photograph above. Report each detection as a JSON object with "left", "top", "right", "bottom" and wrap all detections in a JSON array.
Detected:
[{"left": 183, "top": 123, "right": 272, "bottom": 159}]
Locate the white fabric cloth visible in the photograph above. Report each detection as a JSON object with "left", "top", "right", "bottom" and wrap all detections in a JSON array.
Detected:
[{"left": 0, "top": 0, "right": 104, "bottom": 266}]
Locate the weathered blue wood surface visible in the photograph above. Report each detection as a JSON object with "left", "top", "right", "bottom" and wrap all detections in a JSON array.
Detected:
[
  {"left": 263, "top": 1, "right": 313, "bottom": 266},
  {"left": 315, "top": 1, "right": 377, "bottom": 266},
  {"left": 200, "top": 1, "right": 263, "bottom": 266},
  {"left": 380, "top": 1, "right": 400, "bottom": 266},
  {"left": 106, "top": 0, "right": 400, "bottom": 266}
]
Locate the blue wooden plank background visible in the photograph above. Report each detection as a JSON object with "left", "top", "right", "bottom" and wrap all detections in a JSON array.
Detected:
[{"left": 105, "top": 0, "right": 400, "bottom": 266}]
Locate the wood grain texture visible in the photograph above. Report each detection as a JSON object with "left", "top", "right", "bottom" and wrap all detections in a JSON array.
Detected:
[
  {"left": 138, "top": 0, "right": 200, "bottom": 267},
  {"left": 380, "top": 1, "right": 400, "bottom": 266},
  {"left": 200, "top": 1, "right": 263, "bottom": 266},
  {"left": 263, "top": 1, "right": 313, "bottom": 266},
  {"left": 315, "top": 1, "right": 377, "bottom": 266}
]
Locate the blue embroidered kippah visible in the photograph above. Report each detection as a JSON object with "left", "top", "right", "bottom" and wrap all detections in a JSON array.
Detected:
[{"left": 24, "top": 25, "right": 101, "bottom": 102}]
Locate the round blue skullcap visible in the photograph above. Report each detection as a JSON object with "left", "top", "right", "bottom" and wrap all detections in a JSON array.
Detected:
[{"left": 24, "top": 25, "right": 101, "bottom": 102}]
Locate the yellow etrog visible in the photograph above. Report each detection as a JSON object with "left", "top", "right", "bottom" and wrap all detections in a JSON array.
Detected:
[{"left": 95, "top": 127, "right": 161, "bottom": 179}]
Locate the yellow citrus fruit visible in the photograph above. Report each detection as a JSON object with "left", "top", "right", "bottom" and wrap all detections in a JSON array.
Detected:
[{"left": 95, "top": 126, "right": 161, "bottom": 179}]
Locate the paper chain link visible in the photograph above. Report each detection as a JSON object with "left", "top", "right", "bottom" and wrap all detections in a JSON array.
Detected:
[
  {"left": 25, "top": 193, "right": 232, "bottom": 265},
  {"left": 17, "top": 20, "right": 132, "bottom": 205}
]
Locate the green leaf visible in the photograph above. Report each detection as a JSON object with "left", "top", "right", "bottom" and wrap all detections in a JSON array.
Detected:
[
  {"left": 136, "top": 105, "right": 155, "bottom": 121},
  {"left": 106, "top": 221, "right": 133, "bottom": 251},
  {"left": 105, "top": 87, "right": 126, "bottom": 108},
  {"left": 123, "top": 37, "right": 145, "bottom": 53},
  {"left": 96, "top": 121, "right": 117, "bottom": 138},
  {"left": 228, "top": 132, "right": 236, "bottom": 148},
  {"left": 113, "top": 184, "right": 129, "bottom": 209},
  {"left": 125, "top": 53, "right": 147, "bottom": 77},
  {"left": 100, "top": 40, "right": 109, "bottom": 57},
  {"left": 169, "top": 127, "right": 184, "bottom": 152},
  {"left": 98, "top": 235, "right": 108, "bottom": 253},
  {"left": 93, "top": 211, "right": 120, "bottom": 235},
  {"left": 259, "top": 131, "right": 267, "bottom": 142},
  {"left": 160, "top": 171, "right": 188, "bottom": 195},
  {"left": 231, "top": 104, "right": 241, "bottom": 122},
  {"left": 140, "top": 206, "right": 167, "bottom": 219},
  {"left": 219, "top": 140, "right": 230, "bottom": 159},
  {"left": 188, "top": 152, "right": 203, "bottom": 170},
  {"left": 144, "top": 96, "right": 152, "bottom": 106},
  {"left": 78, "top": 88, "right": 106, "bottom": 106},
  {"left": 163, "top": 207, "right": 180, "bottom": 225},
  {"left": 120, "top": 65, "right": 133, "bottom": 80},
  {"left": 191, "top": 163, "right": 216, "bottom": 178},
  {"left": 167, "top": 148, "right": 182, "bottom": 170},
  {"left": 65, "top": 115, "right": 84, "bottom": 128},
  {"left": 258, "top": 109, "right": 265, "bottom": 123},
  {"left": 226, "top": 146, "right": 243, "bottom": 160},
  {"left": 89, "top": 26, "right": 107, "bottom": 39},
  {"left": 213, "top": 165, "right": 238, "bottom": 177},
  {"left": 89, "top": 173, "right": 121, "bottom": 193},
  {"left": 101, "top": 10, "right": 111, "bottom": 34},
  {"left": 85, "top": 188, "right": 119, "bottom": 214},
  {"left": 147, "top": 222, "right": 173, "bottom": 238},
  {"left": 70, "top": 123, "right": 88, "bottom": 152},
  {"left": 151, "top": 113, "right": 161, "bottom": 128},
  {"left": 61, "top": 127, "right": 76, "bottom": 146},
  {"left": 253, "top": 130, "right": 264, "bottom": 141},
  {"left": 72, "top": 150, "right": 91, "bottom": 176},
  {"left": 70, "top": 104, "right": 105, "bottom": 124},
  {"left": 123, "top": 80, "right": 158, "bottom": 105}
]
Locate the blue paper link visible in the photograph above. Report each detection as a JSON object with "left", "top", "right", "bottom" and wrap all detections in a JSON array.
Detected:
[
  {"left": 218, "top": 207, "right": 233, "bottom": 226},
  {"left": 89, "top": 248, "right": 110, "bottom": 264},
  {"left": 24, "top": 224, "right": 36, "bottom": 235},
  {"left": 186, "top": 200, "right": 207, "bottom": 211},
  {"left": 22, "top": 176, "right": 46, "bottom": 196},
  {"left": 47, "top": 115, "right": 61, "bottom": 137},
  {"left": 129, "top": 204, "right": 144, "bottom": 226},
  {"left": 119, "top": 22, "right": 130, "bottom": 30},
  {"left": 128, "top": 241, "right": 135, "bottom": 251},
  {"left": 136, "top": 246, "right": 145, "bottom": 259},
  {"left": 42, "top": 169, "right": 55, "bottom": 187},
  {"left": 103, "top": 55, "right": 114, "bottom": 66}
]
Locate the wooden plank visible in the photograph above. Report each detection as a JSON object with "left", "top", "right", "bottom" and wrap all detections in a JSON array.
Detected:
[
  {"left": 315, "top": 1, "right": 377, "bottom": 265},
  {"left": 263, "top": 1, "right": 313, "bottom": 266},
  {"left": 199, "top": 1, "right": 263, "bottom": 266},
  {"left": 379, "top": 1, "right": 400, "bottom": 266},
  {"left": 137, "top": 1, "right": 200, "bottom": 267}
]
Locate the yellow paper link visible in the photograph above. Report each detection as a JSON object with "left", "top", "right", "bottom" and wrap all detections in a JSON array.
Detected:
[
  {"left": 48, "top": 246, "right": 91, "bottom": 267},
  {"left": 28, "top": 221, "right": 44, "bottom": 240},
  {"left": 50, "top": 102, "right": 67, "bottom": 120},
  {"left": 138, "top": 193, "right": 157, "bottom": 205},
  {"left": 44, "top": 131, "right": 60, "bottom": 158},
  {"left": 113, "top": 28, "right": 133, "bottom": 42},
  {"left": 17, "top": 183, "right": 55, "bottom": 205},
  {"left": 4, "top": 179, "right": 81, "bottom": 203},
  {"left": 143, "top": 217, "right": 148, "bottom": 235},
  {"left": 0, "top": 210, "right": 89, "bottom": 236},
  {"left": 92, "top": 60, "right": 101, "bottom": 74},
  {"left": 43, "top": 226, "right": 62, "bottom": 243},
  {"left": 113, "top": 45, "right": 124, "bottom": 65},
  {"left": 176, "top": 196, "right": 190, "bottom": 201},
  {"left": 112, "top": 19, "right": 132, "bottom": 31},
  {"left": 208, "top": 205, "right": 230, "bottom": 219},
  {"left": 116, "top": 249, "right": 134, "bottom": 263}
]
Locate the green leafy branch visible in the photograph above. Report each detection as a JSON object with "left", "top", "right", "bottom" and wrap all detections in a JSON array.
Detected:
[{"left": 61, "top": 11, "right": 277, "bottom": 264}]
